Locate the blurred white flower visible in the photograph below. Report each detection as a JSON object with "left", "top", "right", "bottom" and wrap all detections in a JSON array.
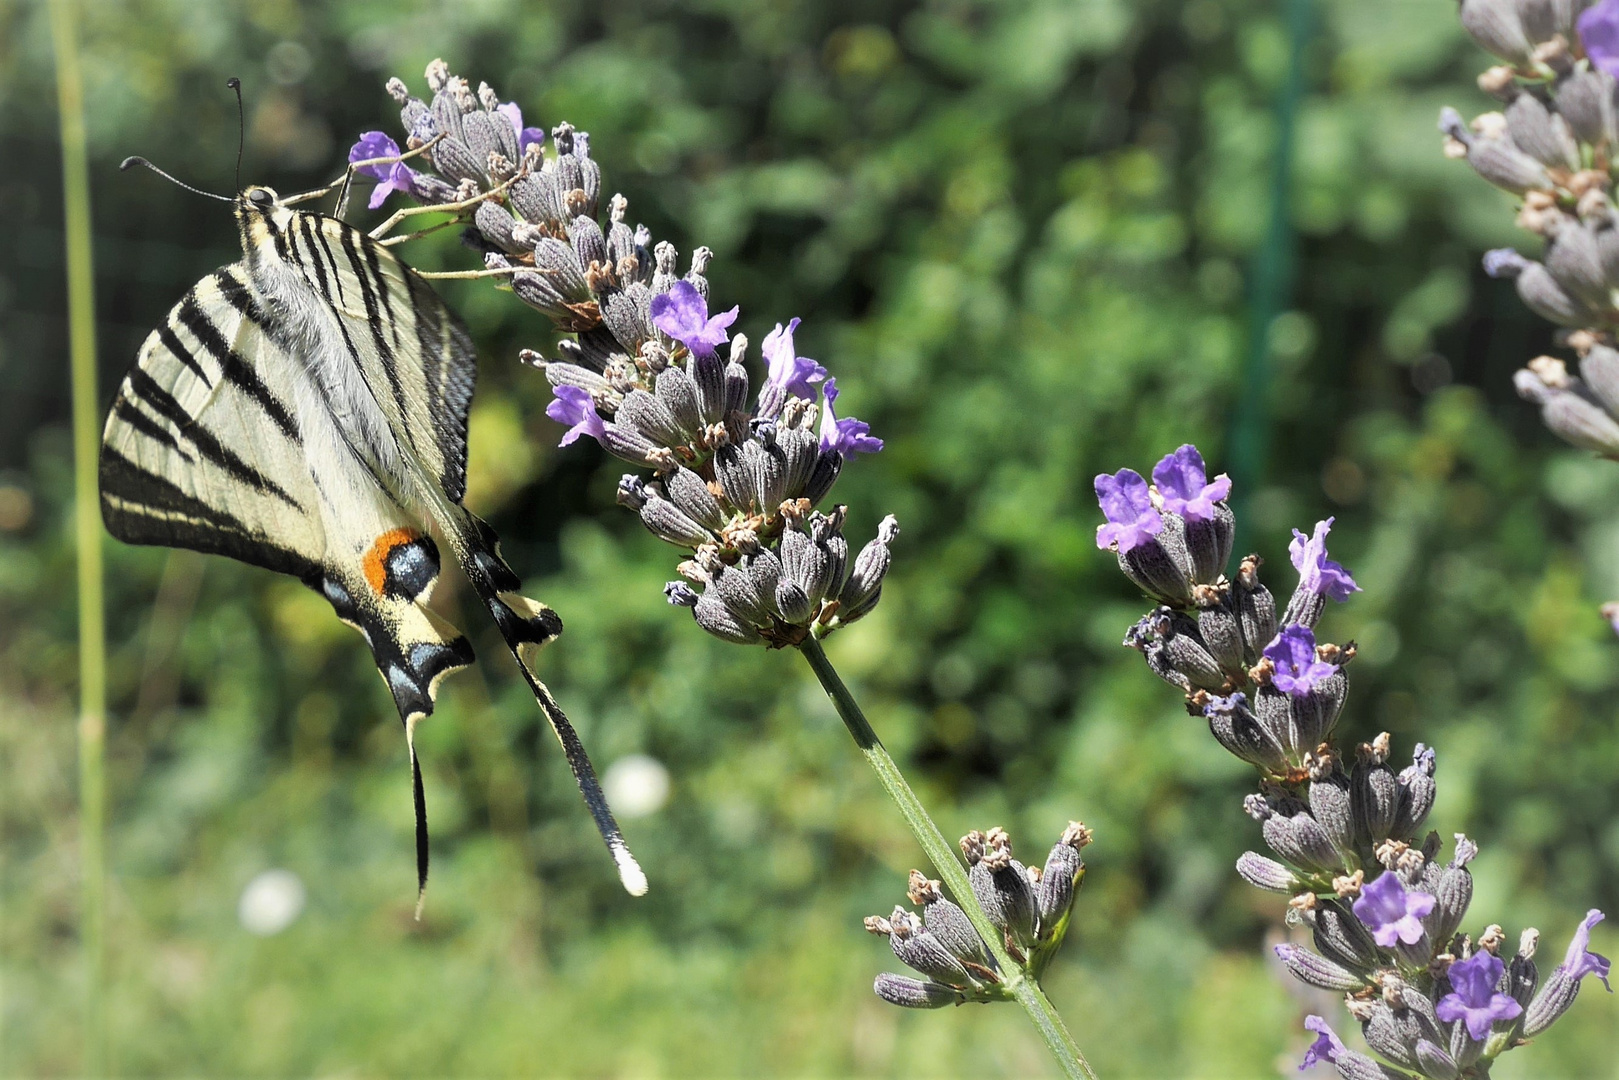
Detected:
[
  {"left": 601, "top": 754, "right": 671, "bottom": 819},
  {"left": 238, "top": 869, "right": 306, "bottom": 936}
]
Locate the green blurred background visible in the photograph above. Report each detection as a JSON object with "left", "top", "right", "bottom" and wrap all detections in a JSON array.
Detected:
[{"left": 4, "top": 0, "right": 1617, "bottom": 1075}]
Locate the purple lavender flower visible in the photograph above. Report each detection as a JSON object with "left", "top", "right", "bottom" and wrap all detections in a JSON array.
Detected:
[
  {"left": 649, "top": 280, "right": 739, "bottom": 358},
  {"left": 1557, "top": 909, "right": 1612, "bottom": 990},
  {"left": 1351, "top": 871, "right": 1435, "bottom": 948},
  {"left": 1289, "top": 518, "right": 1361, "bottom": 601},
  {"left": 348, "top": 132, "right": 417, "bottom": 210},
  {"left": 1152, "top": 444, "right": 1231, "bottom": 523},
  {"left": 1262, "top": 625, "right": 1336, "bottom": 696},
  {"left": 1580, "top": 0, "right": 1619, "bottom": 78},
  {"left": 1094, "top": 470, "right": 1163, "bottom": 553},
  {"left": 761, "top": 318, "right": 828, "bottom": 401},
  {"left": 1436, "top": 952, "right": 1524, "bottom": 1040},
  {"left": 1298, "top": 1015, "right": 1347, "bottom": 1070},
  {"left": 496, "top": 101, "right": 546, "bottom": 158},
  {"left": 818, "top": 378, "right": 883, "bottom": 459},
  {"left": 545, "top": 385, "right": 605, "bottom": 447}
]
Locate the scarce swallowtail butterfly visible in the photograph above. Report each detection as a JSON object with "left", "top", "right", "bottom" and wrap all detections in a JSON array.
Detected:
[{"left": 102, "top": 161, "right": 646, "bottom": 905}]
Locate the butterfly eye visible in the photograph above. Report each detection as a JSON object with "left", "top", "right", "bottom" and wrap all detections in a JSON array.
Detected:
[{"left": 247, "top": 188, "right": 274, "bottom": 210}]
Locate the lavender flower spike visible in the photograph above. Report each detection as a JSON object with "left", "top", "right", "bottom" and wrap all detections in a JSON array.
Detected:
[
  {"left": 348, "top": 132, "right": 418, "bottom": 210},
  {"left": 819, "top": 377, "right": 883, "bottom": 459},
  {"left": 761, "top": 318, "right": 828, "bottom": 401},
  {"left": 546, "top": 385, "right": 606, "bottom": 447},
  {"left": 1289, "top": 518, "right": 1360, "bottom": 601},
  {"left": 1580, "top": 1, "right": 1619, "bottom": 79},
  {"left": 1094, "top": 470, "right": 1163, "bottom": 553},
  {"left": 1351, "top": 871, "right": 1435, "bottom": 948},
  {"left": 1436, "top": 951, "right": 1523, "bottom": 1040},
  {"left": 1262, "top": 625, "right": 1336, "bottom": 697},
  {"left": 1298, "top": 1015, "right": 1347, "bottom": 1070},
  {"left": 1152, "top": 444, "right": 1230, "bottom": 523},
  {"left": 649, "top": 280, "right": 739, "bottom": 358}
]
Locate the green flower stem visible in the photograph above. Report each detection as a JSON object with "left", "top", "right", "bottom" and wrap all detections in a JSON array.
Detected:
[
  {"left": 48, "top": 0, "right": 108, "bottom": 1074},
  {"left": 797, "top": 636, "right": 1095, "bottom": 1080}
]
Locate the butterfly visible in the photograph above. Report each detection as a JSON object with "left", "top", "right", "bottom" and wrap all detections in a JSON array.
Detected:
[{"left": 101, "top": 166, "right": 645, "bottom": 906}]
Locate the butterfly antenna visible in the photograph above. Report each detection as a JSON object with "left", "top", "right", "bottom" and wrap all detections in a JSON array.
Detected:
[
  {"left": 118, "top": 157, "right": 232, "bottom": 202},
  {"left": 226, "top": 77, "right": 245, "bottom": 192}
]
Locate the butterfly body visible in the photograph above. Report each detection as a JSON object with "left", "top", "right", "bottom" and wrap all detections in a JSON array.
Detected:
[{"left": 102, "top": 185, "right": 643, "bottom": 901}]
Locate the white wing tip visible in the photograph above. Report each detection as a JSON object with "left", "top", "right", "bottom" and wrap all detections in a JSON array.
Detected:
[{"left": 614, "top": 845, "right": 648, "bottom": 896}]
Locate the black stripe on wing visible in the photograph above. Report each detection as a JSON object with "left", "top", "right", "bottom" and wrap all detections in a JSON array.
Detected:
[
  {"left": 100, "top": 445, "right": 318, "bottom": 580},
  {"left": 403, "top": 268, "right": 475, "bottom": 504},
  {"left": 174, "top": 293, "right": 300, "bottom": 440},
  {"left": 122, "top": 367, "right": 301, "bottom": 508}
]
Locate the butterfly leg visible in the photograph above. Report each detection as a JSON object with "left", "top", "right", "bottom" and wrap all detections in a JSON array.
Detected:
[{"left": 366, "top": 175, "right": 518, "bottom": 242}]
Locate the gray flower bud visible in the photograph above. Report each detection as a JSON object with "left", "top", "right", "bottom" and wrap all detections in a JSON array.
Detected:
[
  {"left": 663, "top": 467, "right": 725, "bottom": 530},
  {"left": 1180, "top": 502, "right": 1235, "bottom": 584},
  {"left": 664, "top": 581, "right": 698, "bottom": 607},
  {"left": 1117, "top": 534, "right": 1194, "bottom": 606},
  {"left": 570, "top": 214, "right": 609, "bottom": 269},
  {"left": 908, "top": 873, "right": 992, "bottom": 968},
  {"left": 1205, "top": 694, "right": 1290, "bottom": 773},
  {"left": 1035, "top": 823, "right": 1089, "bottom": 934},
  {"left": 884, "top": 908, "right": 974, "bottom": 985},
  {"left": 839, "top": 515, "right": 899, "bottom": 622},
  {"left": 602, "top": 288, "right": 654, "bottom": 354},
  {"left": 431, "top": 134, "right": 485, "bottom": 185},
  {"left": 1274, "top": 943, "right": 1367, "bottom": 991},
  {"left": 872, "top": 973, "right": 960, "bottom": 1009},
  {"left": 1553, "top": 67, "right": 1616, "bottom": 145},
  {"left": 967, "top": 829, "right": 1038, "bottom": 949},
  {"left": 743, "top": 436, "right": 788, "bottom": 511},
  {"left": 1440, "top": 107, "right": 1553, "bottom": 192},
  {"left": 803, "top": 448, "right": 842, "bottom": 506},
  {"left": 654, "top": 365, "right": 703, "bottom": 437},
  {"left": 1504, "top": 91, "right": 1579, "bottom": 170},
  {"left": 600, "top": 424, "right": 665, "bottom": 468},
  {"left": 1579, "top": 344, "right": 1619, "bottom": 416},
  {"left": 1352, "top": 756, "right": 1402, "bottom": 848},
  {"left": 1232, "top": 559, "right": 1277, "bottom": 663},
  {"left": 1518, "top": 375, "right": 1619, "bottom": 455},
  {"left": 1459, "top": 0, "right": 1534, "bottom": 62},
  {"left": 639, "top": 490, "right": 713, "bottom": 548},
  {"left": 1261, "top": 809, "right": 1345, "bottom": 874},
  {"left": 1194, "top": 594, "right": 1247, "bottom": 675},
  {"left": 1391, "top": 744, "right": 1438, "bottom": 838},
  {"left": 690, "top": 351, "right": 728, "bottom": 424},
  {"left": 542, "top": 361, "right": 610, "bottom": 396},
  {"left": 1414, "top": 1038, "right": 1460, "bottom": 1080},
  {"left": 474, "top": 201, "right": 524, "bottom": 252},
  {"left": 1235, "top": 851, "right": 1299, "bottom": 893},
  {"left": 1309, "top": 897, "right": 1382, "bottom": 972},
  {"left": 692, "top": 590, "right": 764, "bottom": 645},
  {"left": 1307, "top": 773, "right": 1356, "bottom": 856},
  {"left": 1544, "top": 216, "right": 1612, "bottom": 312},
  {"left": 532, "top": 238, "right": 592, "bottom": 299}
]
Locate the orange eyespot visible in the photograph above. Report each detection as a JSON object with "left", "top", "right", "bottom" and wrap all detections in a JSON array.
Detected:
[{"left": 362, "top": 528, "right": 422, "bottom": 596}]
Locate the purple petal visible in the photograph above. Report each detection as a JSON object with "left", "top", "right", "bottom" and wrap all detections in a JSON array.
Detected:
[
  {"left": 1262, "top": 625, "right": 1336, "bottom": 697},
  {"left": 762, "top": 318, "right": 828, "bottom": 400},
  {"left": 1436, "top": 956, "right": 1522, "bottom": 1042},
  {"left": 1580, "top": 1, "right": 1619, "bottom": 79},
  {"left": 1094, "top": 469, "right": 1163, "bottom": 553},
  {"left": 497, "top": 101, "right": 523, "bottom": 137},
  {"left": 1562, "top": 909, "right": 1612, "bottom": 991},
  {"left": 818, "top": 377, "right": 883, "bottom": 459},
  {"left": 546, "top": 385, "right": 606, "bottom": 447},
  {"left": 650, "top": 281, "right": 737, "bottom": 356},
  {"left": 1289, "top": 518, "right": 1361, "bottom": 602},
  {"left": 1299, "top": 1015, "right": 1345, "bottom": 1070},
  {"left": 1352, "top": 872, "right": 1435, "bottom": 948},
  {"left": 1152, "top": 444, "right": 1232, "bottom": 523},
  {"left": 349, "top": 131, "right": 402, "bottom": 182}
]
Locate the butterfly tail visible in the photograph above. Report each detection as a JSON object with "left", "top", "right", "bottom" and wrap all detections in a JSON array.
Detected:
[{"left": 442, "top": 509, "right": 648, "bottom": 897}]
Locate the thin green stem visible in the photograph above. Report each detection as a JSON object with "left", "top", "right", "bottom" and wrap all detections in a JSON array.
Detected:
[
  {"left": 797, "top": 637, "right": 1095, "bottom": 1080},
  {"left": 48, "top": 0, "right": 107, "bottom": 1074}
]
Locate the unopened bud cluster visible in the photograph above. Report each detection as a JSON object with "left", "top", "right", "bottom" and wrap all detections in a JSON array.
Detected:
[
  {"left": 359, "top": 62, "right": 894, "bottom": 647},
  {"left": 1098, "top": 443, "right": 1610, "bottom": 1078},
  {"left": 1441, "top": 5, "right": 1619, "bottom": 459},
  {"left": 866, "top": 824, "right": 1090, "bottom": 1009}
]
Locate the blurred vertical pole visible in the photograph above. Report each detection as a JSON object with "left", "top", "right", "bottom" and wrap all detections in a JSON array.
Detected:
[
  {"left": 1229, "top": 0, "right": 1313, "bottom": 537},
  {"left": 47, "top": 0, "right": 108, "bottom": 1074}
]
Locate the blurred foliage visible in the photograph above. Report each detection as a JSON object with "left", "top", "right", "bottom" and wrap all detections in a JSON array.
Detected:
[{"left": 3, "top": 0, "right": 1617, "bottom": 1075}]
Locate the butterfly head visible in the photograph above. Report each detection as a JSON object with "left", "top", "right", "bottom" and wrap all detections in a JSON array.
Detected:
[{"left": 234, "top": 185, "right": 301, "bottom": 255}]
